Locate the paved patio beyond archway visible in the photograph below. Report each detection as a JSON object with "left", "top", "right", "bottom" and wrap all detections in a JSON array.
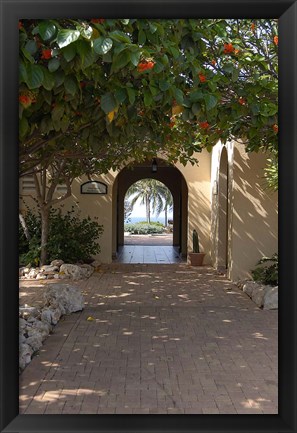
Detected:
[{"left": 19, "top": 265, "right": 278, "bottom": 414}]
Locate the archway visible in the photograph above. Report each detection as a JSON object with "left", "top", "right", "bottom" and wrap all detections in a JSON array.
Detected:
[
  {"left": 217, "top": 147, "right": 229, "bottom": 269},
  {"left": 112, "top": 158, "right": 188, "bottom": 260},
  {"left": 124, "top": 178, "right": 173, "bottom": 244}
]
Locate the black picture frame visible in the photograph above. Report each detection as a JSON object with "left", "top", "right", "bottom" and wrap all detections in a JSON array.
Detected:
[
  {"left": 80, "top": 181, "right": 108, "bottom": 195},
  {"left": 0, "top": 1, "right": 296, "bottom": 432}
]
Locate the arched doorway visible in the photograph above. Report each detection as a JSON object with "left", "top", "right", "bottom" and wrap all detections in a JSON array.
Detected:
[
  {"left": 217, "top": 147, "right": 229, "bottom": 270},
  {"left": 112, "top": 158, "right": 188, "bottom": 261}
]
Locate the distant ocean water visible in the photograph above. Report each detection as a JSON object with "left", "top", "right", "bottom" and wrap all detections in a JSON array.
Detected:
[{"left": 126, "top": 216, "right": 172, "bottom": 225}]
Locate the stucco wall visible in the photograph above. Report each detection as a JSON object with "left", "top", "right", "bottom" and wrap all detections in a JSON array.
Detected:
[
  {"left": 211, "top": 141, "right": 278, "bottom": 281},
  {"left": 176, "top": 150, "right": 212, "bottom": 265}
]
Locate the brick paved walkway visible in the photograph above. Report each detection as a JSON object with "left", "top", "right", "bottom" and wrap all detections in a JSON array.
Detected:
[{"left": 19, "top": 264, "right": 278, "bottom": 414}]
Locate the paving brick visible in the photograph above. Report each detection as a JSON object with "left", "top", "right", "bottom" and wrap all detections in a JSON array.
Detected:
[{"left": 19, "top": 265, "right": 278, "bottom": 414}]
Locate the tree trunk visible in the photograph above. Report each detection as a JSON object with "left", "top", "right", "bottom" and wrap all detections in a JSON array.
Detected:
[
  {"left": 146, "top": 195, "right": 151, "bottom": 223},
  {"left": 165, "top": 206, "right": 168, "bottom": 226},
  {"left": 19, "top": 213, "right": 31, "bottom": 241},
  {"left": 40, "top": 207, "right": 50, "bottom": 265}
]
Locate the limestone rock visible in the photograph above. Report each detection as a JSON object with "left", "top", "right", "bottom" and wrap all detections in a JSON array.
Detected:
[
  {"left": 79, "top": 264, "right": 94, "bottom": 278},
  {"left": 36, "top": 274, "right": 47, "bottom": 280},
  {"left": 19, "top": 343, "right": 33, "bottom": 370},
  {"left": 60, "top": 264, "right": 83, "bottom": 279},
  {"left": 51, "top": 259, "right": 64, "bottom": 267},
  {"left": 251, "top": 285, "right": 266, "bottom": 307},
  {"left": 44, "top": 284, "right": 84, "bottom": 314},
  {"left": 242, "top": 281, "right": 260, "bottom": 298},
  {"left": 263, "top": 286, "right": 278, "bottom": 310},
  {"left": 41, "top": 265, "right": 59, "bottom": 274},
  {"left": 26, "top": 332, "right": 43, "bottom": 352},
  {"left": 41, "top": 307, "right": 62, "bottom": 325},
  {"left": 19, "top": 306, "right": 39, "bottom": 319},
  {"left": 59, "top": 263, "right": 93, "bottom": 279},
  {"left": 31, "top": 319, "right": 52, "bottom": 339},
  {"left": 28, "top": 268, "right": 38, "bottom": 279}
]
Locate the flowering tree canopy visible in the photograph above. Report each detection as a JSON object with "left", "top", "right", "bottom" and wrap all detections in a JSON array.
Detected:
[{"left": 19, "top": 18, "right": 278, "bottom": 176}]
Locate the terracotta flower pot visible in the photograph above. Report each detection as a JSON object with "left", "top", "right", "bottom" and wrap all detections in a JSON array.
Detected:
[{"left": 188, "top": 252, "right": 206, "bottom": 266}]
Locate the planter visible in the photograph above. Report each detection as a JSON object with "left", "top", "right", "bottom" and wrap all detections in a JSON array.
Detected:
[{"left": 188, "top": 252, "right": 206, "bottom": 266}]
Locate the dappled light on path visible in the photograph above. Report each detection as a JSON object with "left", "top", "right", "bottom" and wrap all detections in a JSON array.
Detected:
[{"left": 19, "top": 264, "right": 277, "bottom": 414}]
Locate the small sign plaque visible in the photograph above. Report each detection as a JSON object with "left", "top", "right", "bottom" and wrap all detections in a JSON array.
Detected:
[{"left": 81, "top": 181, "right": 108, "bottom": 195}]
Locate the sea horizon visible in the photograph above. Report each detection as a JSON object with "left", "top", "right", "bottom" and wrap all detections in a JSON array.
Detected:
[{"left": 125, "top": 216, "right": 173, "bottom": 225}]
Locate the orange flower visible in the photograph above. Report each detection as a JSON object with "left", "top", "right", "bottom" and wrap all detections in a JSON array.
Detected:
[
  {"left": 272, "top": 124, "right": 278, "bottom": 133},
  {"left": 234, "top": 49, "right": 240, "bottom": 55},
  {"left": 18, "top": 21, "right": 23, "bottom": 29},
  {"left": 273, "top": 35, "right": 278, "bottom": 46},
  {"left": 41, "top": 49, "right": 52, "bottom": 60},
  {"left": 238, "top": 97, "right": 246, "bottom": 106},
  {"left": 19, "top": 94, "right": 32, "bottom": 107},
  {"left": 198, "top": 73, "right": 207, "bottom": 83},
  {"left": 91, "top": 19, "right": 105, "bottom": 24},
  {"left": 211, "top": 59, "right": 216, "bottom": 66},
  {"left": 169, "top": 122, "right": 175, "bottom": 128},
  {"left": 223, "top": 43, "right": 235, "bottom": 54},
  {"left": 199, "top": 121, "right": 210, "bottom": 129},
  {"left": 137, "top": 60, "right": 155, "bottom": 72},
  {"left": 251, "top": 23, "right": 255, "bottom": 31}
]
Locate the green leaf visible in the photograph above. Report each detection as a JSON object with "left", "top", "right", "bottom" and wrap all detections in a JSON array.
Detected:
[
  {"left": 191, "top": 103, "right": 201, "bottom": 115},
  {"left": 52, "top": 103, "right": 65, "bottom": 122},
  {"left": 111, "top": 49, "right": 131, "bottom": 72},
  {"left": 109, "top": 30, "right": 131, "bottom": 44},
  {"left": 159, "top": 80, "right": 170, "bottom": 91},
  {"left": 77, "top": 25, "right": 93, "bottom": 40},
  {"left": 232, "top": 68, "right": 239, "bottom": 82},
  {"left": 149, "top": 22, "right": 158, "bottom": 34},
  {"left": 19, "top": 61, "right": 27, "bottom": 83},
  {"left": 204, "top": 94, "right": 217, "bottom": 110},
  {"left": 25, "top": 64, "right": 44, "bottom": 89},
  {"left": 21, "top": 47, "right": 35, "bottom": 64},
  {"left": 42, "top": 67, "right": 55, "bottom": 90},
  {"left": 38, "top": 21, "right": 57, "bottom": 41},
  {"left": 54, "top": 70, "right": 65, "bottom": 87},
  {"left": 174, "top": 88, "right": 184, "bottom": 105},
  {"left": 189, "top": 90, "right": 204, "bottom": 102},
  {"left": 144, "top": 89, "right": 153, "bottom": 106},
  {"left": 130, "top": 50, "right": 141, "bottom": 66},
  {"left": 57, "top": 29, "right": 80, "bottom": 48},
  {"left": 63, "top": 44, "right": 76, "bottom": 62},
  {"left": 76, "top": 40, "right": 94, "bottom": 68},
  {"left": 64, "top": 76, "right": 78, "bottom": 95},
  {"left": 138, "top": 29, "right": 146, "bottom": 45},
  {"left": 127, "top": 87, "right": 136, "bottom": 105},
  {"left": 48, "top": 58, "right": 60, "bottom": 72},
  {"left": 115, "top": 88, "right": 127, "bottom": 103},
  {"left": 121, "top": 19, "right": 130, "bottom": 25},
  {"left": 25, "top": 40, "right": 37, "bottom": 55},
  {"left": 19, "top": 116, "right": 29, "bottom": 138},
  {"left": 42, "top": 89, "right": 52, "bottom": 105},
  {"left": 101, "top": 92, "right": 118, "bottom": 114},
  {"left": 93, "top": 37, "right": 113, "bottom": 55}
]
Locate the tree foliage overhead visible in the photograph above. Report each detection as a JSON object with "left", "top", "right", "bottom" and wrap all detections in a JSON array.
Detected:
[{"left": 19, "top": 18, "right": 278, "bottom": 176}]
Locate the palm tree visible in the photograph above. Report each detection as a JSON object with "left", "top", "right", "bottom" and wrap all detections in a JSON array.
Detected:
[
  {"left": 126, "top": 179, "right": 170, "bottom": 224},
  {"left": 158, "top": 187, "right": 173, "bottom": 226}
]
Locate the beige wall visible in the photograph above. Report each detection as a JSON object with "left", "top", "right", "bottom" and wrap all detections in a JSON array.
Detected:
[
  {"left": 211, "top": 141, "right": 278, "bottom": 281},
  {"left": 176, "top": 150, "right": 212, "bottom": 265}
]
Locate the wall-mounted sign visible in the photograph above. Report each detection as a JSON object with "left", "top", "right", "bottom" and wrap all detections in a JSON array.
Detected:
[{"left": 80, "top": 181, "right": 108, "bottom": 195}]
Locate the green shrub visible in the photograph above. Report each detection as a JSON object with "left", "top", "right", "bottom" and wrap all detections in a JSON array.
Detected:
[
  {"left": 251, "top": 253, "right": 278, "bottom": 286},
  {"left": 19, "top": 207, "right": 104, "bottom": 265},
  {"left": 124, "top": 222, "right": 165, "bottom": 234}
]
